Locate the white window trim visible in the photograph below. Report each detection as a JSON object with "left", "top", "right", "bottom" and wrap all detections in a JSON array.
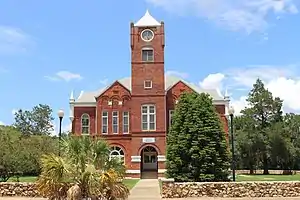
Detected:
[
  {"left": 109, "top": 146, "right": 125, "bottom": 164},
  {"left": 141, "top": 104, "right": 156, "bottom": 131},
  {"left": 123, "top": 111, "right": 129, "bottom": 134},
  {"left": 81, "top": 113, "right": 90, "bottom": 134},
  {"left": 142, "top": 48, "right": 154, "bottom": 62},
  {"left": 144, "top": 80, "right": 152, "bottom": 89},
  {"left": 169, "top": 110, "right": 174, "bottom": 126},
  {"left": 112, "top": 111, "right": 119, "bottom": 134},
  {"left": 102, "top": 111, "right": 108, "bottom": 134}
]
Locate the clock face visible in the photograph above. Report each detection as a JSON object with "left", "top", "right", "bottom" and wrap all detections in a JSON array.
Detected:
[{"left": 141, "top": 29, "right": 154, "bottom": 42}]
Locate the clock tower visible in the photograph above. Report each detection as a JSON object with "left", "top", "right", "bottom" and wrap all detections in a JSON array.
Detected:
[
  {"left": 130, "top": 10, "right": 165, "bottom": 96},
  {"left": 130, "top": 10, "right": 166, "bottom": 134}
]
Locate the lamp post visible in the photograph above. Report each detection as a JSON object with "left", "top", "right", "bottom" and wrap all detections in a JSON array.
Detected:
[
  {"left": 228, "top": 106, "right": 235, "bottom": 181},
  {"left": 57, "top": 109, "right": 64, "bottom": 156}
]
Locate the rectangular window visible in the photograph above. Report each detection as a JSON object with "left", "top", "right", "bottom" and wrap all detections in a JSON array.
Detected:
[
  {"left": 102, "top": 111, "right": 108, "bottom": 134},
  {"left": 123, "top": 111, "right": 129, "bottom": 134},
  {"left": 142, "top": 49, "right": 154, "bottom": 62},
  {"left": 169, "top": 110, "right": 174, "bottom": 126},
  {"left": 141, "top": 105, "right": 156, "bottom": 131},
  {"left": 144, "top": 80, "right": 152, "bottom": 89},
  {"left": 112, "top": 111, "right": 118, "bottom": 134}
]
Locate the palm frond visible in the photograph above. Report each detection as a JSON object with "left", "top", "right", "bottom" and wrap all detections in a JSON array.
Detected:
[
  {"left": 38, "top": 137, "right": 130, "bottom": 200},
  {"left": 36, "top": 154, "right": 71, "bottom": 199}
]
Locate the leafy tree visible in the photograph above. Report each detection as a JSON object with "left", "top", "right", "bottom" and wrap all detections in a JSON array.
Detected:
[
  {"left": 14, "top": 104, "right": 54, "bottom": 135},
  {"left": 0, "top": 125, "right": 58, "bottom": 181},
  {"left": 166, "top": 92, "right": 230, "bottom": 182},
  {"left": 268, "top": 122, "right": 295, "bottom": 173},
  {"left": 240, "top": 79, "right": 283, "bottom": 174},
  {"left": 36, "top": 136, "right": 129, "bottom": 200}
]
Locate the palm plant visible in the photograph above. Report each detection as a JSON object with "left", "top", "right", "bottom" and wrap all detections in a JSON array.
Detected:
[{"left": 36, "top": 136, "right": 129, "bottom": 200}]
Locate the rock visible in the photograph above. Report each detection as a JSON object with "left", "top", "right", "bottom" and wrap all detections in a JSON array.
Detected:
[{"left": 161, "top": 181, "right": 300, "bottom": 198}]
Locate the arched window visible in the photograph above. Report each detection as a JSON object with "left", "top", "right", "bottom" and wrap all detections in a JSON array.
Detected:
[
  {"left": 109, "top": 146, "right": 125, "bottom": 164},
  {"left": 81, "top": 114, "right": 90, "bottom": 134}
]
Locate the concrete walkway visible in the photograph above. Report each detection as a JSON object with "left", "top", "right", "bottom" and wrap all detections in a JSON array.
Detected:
[{"left": 128, "top": 179, "right": 160, "bottom": 200}]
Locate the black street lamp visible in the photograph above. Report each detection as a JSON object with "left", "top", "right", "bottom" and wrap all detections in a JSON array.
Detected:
[
  {"left": 57, "top": 109, "right": 64, "bottom": 156},
  {"left": 228, "top": 106, "right": 235, "bottom": 182}
]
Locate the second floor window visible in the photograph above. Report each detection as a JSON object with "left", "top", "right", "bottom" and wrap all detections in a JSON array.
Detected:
[
  {"left": 102, "top": 111, "right": 108, "bottom": 134},
  {"left": 169, "top": 110, "right": 174, "bottom": 126},
  {"left": 112, "top": 111, "right": 118, "bottom": 134},
  {"left": 81, "top": 114, "right": 90, "bottom": 134},
  {"left": 142, "top": 49, "right": 154, "bottom": 62},
  {"left": 141, "top": 105, "right": 156, "bottom": 131},
  {"left": 123, "top": 111, "right": 129, "bottom": 134}
]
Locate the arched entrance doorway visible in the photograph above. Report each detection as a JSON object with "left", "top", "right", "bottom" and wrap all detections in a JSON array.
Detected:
[{"left": 140, "top": 146, "right": 158, "bottom": 179}]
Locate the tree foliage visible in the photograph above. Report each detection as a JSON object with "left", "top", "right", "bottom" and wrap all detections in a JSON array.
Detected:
[
  {"left": 235, "top": 78, "right": 300, "bottom": 174},
  {"left": 36, "top": 136, "right": 129, "bottom": 200},
  {"left": 14, "top": 104, "right": 54, "bottom": 135},
  {"left": 166, "top": 92, "right": 230, "bottom": 182},
  {"left": 0, "top": 125, "right": 58, "bottom": 181}
]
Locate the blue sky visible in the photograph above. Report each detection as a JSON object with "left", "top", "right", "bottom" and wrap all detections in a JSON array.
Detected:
[{"left": 0, "top": 0, "right": 300, "bottom": 132}]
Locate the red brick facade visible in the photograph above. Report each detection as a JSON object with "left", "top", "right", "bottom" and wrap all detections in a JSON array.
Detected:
[{"left": 70, "top": 12, "right": 229, "bottom": 179}]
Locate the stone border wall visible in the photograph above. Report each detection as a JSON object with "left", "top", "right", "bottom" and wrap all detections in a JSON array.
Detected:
[
  {"left": 161, "top": 179, "right": 300, "bottom": 198},
  {"left": 0, "top": 182, "right": 40, "bottom": 197}
]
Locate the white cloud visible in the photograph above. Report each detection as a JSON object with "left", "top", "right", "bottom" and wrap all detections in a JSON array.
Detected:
[
  {"left": 230, "top": 96, "right": 248, "bottom": 115},
  {"left": 147, "top": 0, "right": 298, "bottom": 33},
  {"left": 199, "top": 73, "right": 225, "bottom": 90},
  {"left": 198, "top": 64, "right": 300, "bottom": 114},
  {"left": 0, "top": 121, "right": 5, "bottom": 125},
  {"left": 166, "top": 70, "right": 189, "bottom": 79},
  {"left": 227, "top": 65, "right": 294, "bottom": 88},
  {"left": 45, "top": 71, "right": 83, "bottom": 82},
  {"left": 0, "top": 26, "right": 33, "bottom": 54}
]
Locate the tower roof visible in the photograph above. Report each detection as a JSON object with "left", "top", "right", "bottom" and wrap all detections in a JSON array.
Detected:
[{"left": 134, "top": 10, "right": 161, "bottom": 27}]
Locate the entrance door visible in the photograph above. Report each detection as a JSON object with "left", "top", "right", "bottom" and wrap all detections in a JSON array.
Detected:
[{"left": 141, "top": 146, "right": 158, "bottom": 179}]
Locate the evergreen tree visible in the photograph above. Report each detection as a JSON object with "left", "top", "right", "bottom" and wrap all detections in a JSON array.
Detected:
[
  {"left": 240, "top": 79, "right": 283, "bottom": 174},
  {"left": 166, "top": 92, "right": 230, "bottom": 182}
]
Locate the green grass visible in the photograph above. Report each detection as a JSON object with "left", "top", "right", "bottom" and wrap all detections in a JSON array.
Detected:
[
  {"left": 122, "top": 179, "right": 139, "bottom": 189},
  {"left": 236, "top": 174, "right": 300, "bottom": 182},
  {"left": 10, "top": 175, "right": 300, "bottom": 185},
  {"left": 7, "top": 176, "right": 139, "bottom": 190},
  {"left": 7, "top": 176, "right": 37, "bottom": 182}
]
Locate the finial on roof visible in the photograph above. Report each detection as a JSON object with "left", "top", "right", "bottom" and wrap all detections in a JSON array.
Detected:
[
  {"left": 134, "top": 9, "right": 161, "bottom": 27},
  {"left": 145, "top": 9, "right": 150, "bottom": 15},
  {"left": 70, "top": 90, "right": 74, "bottom": 101},
  {"left": 78, "top": 90, "right": 84, "bottom": 99},
  {"left": 224, "top": 87, "right": 230, "bottom": 100}
]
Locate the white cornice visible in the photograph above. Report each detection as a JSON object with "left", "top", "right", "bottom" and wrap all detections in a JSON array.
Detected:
[
  {"left": 73, "top": 102, "right": 96, "bottom": 107},
  {"left": 72, "top": 99, "right": 228, "bottom": 107}
]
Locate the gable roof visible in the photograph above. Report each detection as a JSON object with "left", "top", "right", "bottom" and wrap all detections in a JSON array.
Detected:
[{"left": 75, "top": 75, "right": 224, "bottom": 103}]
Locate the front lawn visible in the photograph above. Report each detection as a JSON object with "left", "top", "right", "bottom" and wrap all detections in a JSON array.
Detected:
[
  {"left": 6, "top": 176, "right": 139, "bottom": 190},
  {"left": 7, "top": 176, "right": 37, "bottom": 182},
  {"left": 122, "top": 179, "right": 139, "bottom": 189},
  {"left": 236, "top": 174, "right": 300, "bottom": 182}
]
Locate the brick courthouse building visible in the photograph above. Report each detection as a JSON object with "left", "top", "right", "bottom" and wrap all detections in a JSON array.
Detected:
[{"left": 69, "top": 11, "right": 230, "bottom": 178}]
